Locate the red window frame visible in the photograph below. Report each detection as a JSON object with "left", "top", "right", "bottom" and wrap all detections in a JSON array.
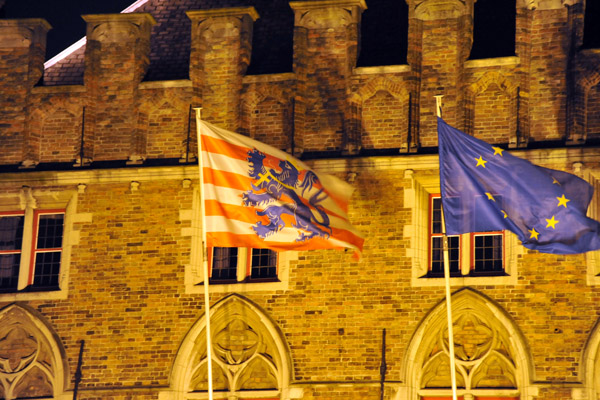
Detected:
[
  {"left": 207, "top": 247, "right": 278, "bottom": 283},
  {"left": 429, "top": 194, "right": 505, "bottom": 276},
  {"left": 246, "top": 248, "right": 278, "bottom": 282},
  {"left": 428, "top": 195, "right": 461, "bottom": 275},
  {"left": 28, "top": 209, "right": 65, "bottom": 287}
]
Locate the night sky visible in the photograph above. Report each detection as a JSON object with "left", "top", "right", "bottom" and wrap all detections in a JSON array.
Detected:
[{"left": 1, "top": 0, "right": 598, "bottom": 63}]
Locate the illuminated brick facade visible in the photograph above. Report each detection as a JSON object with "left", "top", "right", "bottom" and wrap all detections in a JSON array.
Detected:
[{"left": 1, "top": 1, "right": 600, "bottom": 400}]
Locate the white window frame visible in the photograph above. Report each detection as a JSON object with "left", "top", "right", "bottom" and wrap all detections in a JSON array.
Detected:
[
  {"left": 0, "top": 187, "right": 83, "bottom": 301},
  {"left": 404, "top": 170, "right": 519, "bottom": 287}
]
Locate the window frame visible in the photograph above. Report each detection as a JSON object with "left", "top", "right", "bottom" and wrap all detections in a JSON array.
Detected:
[
  {"left": 0, "top": 208, "right": 65, "bottom": 293},
  {"left": 29, "top": 209, "right": 65, "bottom": 290},
  {"left": 207, "top": 247, "right": 280, "bottom": 285},
  {"left": 428, "top": 194, "right": 506, "bottom": 277},
  {"left": 0, "top": 187, "right": 80, "bottom": 301}
]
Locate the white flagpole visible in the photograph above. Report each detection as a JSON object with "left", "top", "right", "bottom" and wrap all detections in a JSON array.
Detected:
[
  {"left": 434, "top": 95, "right": 458, "bottom": 400},
  {"left": 194, "top": 108, "right": 214, "bottom": 400}
]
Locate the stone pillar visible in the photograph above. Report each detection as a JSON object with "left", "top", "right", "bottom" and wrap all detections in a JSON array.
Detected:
[
  {"left": 516, "top": 0, "right": 574, "bottom": 143},
  {"left": 409, "top": 0, "right": 474, "bottom": 147},
  {"left": 82, "top": 13, "right": 156, "bottom": 162},
  {"left": 290, "top": 0, "right": 366, "bottom": 155},
  {"left": 187, "top": 7, "right": 258, "bottom": 132},
  {"left": 0, "top": 19, "right": 50, "bottom": 165}
]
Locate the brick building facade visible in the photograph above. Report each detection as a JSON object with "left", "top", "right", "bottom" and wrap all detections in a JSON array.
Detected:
[{"left": 1, "top": 0, "right": 600, "bottom": 399}]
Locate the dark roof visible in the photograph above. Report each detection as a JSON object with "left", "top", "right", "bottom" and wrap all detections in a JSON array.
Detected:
[{"left": 43, "top": 0, "right": 296, "bottom": 85}]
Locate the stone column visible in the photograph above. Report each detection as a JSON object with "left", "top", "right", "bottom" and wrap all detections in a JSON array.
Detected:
[
  {"left": 187, "top": 7, "right": 258, "bottom": 132},
  {"left": 0, "top": 19, "right": 50, "bottom": 165},
  {"left": 290, "top": 0, "right": 366, "bottom": 155},
  {"left": 82, "top": 13, "right": 156, "bottom": 162}
]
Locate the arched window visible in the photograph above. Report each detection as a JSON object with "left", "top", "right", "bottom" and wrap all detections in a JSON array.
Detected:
[
  {"left": 165, "top": 294, "right": 292, "bottom": 400},
  {"left": 470, "top": 0, "right": 516, "bottom": 59},
  {"left": 0, "top": 304, "right": 68, "bottom": 400},
  {"left": 403, "top": 289, "right": 533, "bottom": 400}
]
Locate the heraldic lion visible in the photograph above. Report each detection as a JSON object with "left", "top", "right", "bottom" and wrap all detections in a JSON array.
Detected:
[{"left": 242, "top": 149, "right": 332, "bottom": 242}]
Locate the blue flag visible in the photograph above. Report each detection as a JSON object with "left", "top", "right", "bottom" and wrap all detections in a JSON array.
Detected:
[{"left": 437, "top": 117, "right": 600, "bottom": 254}]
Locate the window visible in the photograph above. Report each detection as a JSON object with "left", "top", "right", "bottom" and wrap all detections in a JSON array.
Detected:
[
  {"left": 0, "top": 210, "right": 64, "bottom": 292},
  {"left": 428, "top": 195, "right": 504, "bottom": 277},
  {"left": 209, "top": 247, "right": 278, "bottom": 284}
]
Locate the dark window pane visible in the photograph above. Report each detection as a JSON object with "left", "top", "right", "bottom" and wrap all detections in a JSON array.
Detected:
[
  {"left": 0, "top": 215, "right": 24, "bottom": 251},
  {"left": 0, "top": 254, "right": 20, "bottom": 291},
  {"left": 474, "top": 234, "right": 503, "bottom": 272},
  {"left": 37, "top": 214, "right": 64, "bottom": 249},
  {"left": 32, "top": 251, "right": 61, "bottom": 289},
  {"left": 250, "top": 249, "right": 277, "bottom": 280},
  {"left": 431, "top": 236, "right": 460, "bottom": 274},
  {"left": 211, "top": 247, "right": 238, "bottom": 281}
]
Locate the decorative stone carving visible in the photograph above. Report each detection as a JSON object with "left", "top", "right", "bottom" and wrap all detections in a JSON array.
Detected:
[
  {"left": 0, "top": 305, "right": 65, "bottom": 400},
  {"left": 414, "top": 0, "right": 469, "bottom": 21},
  {"left": 83, "top": 14, "right": 156, "bottom": 43},
  {"left": 290, "top": 0, "right": 366, "bottom": 29}
]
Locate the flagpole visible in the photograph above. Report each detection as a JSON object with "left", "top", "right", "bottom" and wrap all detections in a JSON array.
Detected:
[
  {"left": 435, "top": 95, "right": 458, "bottom": 400},
  {"left": 194, "top": 108, "right": 214, "bottom": 400}
]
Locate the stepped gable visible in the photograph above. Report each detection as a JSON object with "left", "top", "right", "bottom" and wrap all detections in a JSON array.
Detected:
[{"left": 42, "top": 0, "right": 294, "bottom": 86}]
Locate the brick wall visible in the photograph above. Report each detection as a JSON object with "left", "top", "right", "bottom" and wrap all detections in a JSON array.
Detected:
[{"left": 1, "top": 1, "right": 600, "bottom": 399}]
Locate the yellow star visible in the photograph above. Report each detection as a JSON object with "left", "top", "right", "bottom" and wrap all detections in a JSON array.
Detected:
[
  {"left": 492, "top": 146, "right": 504, "bottom": 156},
  {"left": 552, "top": 177, "right": 561, "bottom": 186},
  {"left": 501, "top": 210, "right": 508, "bottom": 219},
  {"left": 475, "top": 156, "right": 487, "bottom": 168},
  {"left": 556, "top": 194, "right": 570, "bottom": 208},
  {"left": 545, "top": 215, "right": 559, "bottom": 229},
  {"left": 529, "top": 228, "right": 539, "bottom": 240},
  {"left": 485, "top": 192, "right": 495, "bottom": 201}
]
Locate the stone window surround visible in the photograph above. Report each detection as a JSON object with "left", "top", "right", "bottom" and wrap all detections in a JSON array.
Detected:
[{"left": 0, "top": 186, "right": 83, "bottom": 302}]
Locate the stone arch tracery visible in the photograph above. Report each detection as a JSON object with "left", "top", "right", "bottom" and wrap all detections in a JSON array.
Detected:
[
  {"left": 402, "top": 288, "right": 534, "bottom": 400},
  {"left": 0, "top": 304, "right": 68, "bottom": 400},
  {"left": 168, "top": 294, "right": 292, "bottom": 400}
]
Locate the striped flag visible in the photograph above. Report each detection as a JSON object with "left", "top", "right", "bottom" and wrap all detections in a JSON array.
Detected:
[{"left": 198, "top": 119, "right": 364, "bottom": 255}]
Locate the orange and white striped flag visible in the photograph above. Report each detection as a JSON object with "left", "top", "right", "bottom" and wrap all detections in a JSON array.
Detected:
[{"left": 198, "top": 119, "right": 364, "bottom": 256}]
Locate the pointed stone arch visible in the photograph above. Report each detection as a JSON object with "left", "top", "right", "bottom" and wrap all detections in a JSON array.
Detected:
[
  {"left": 24, "top": 97, "right": 84, "bottom": 167},
  {"left": 0, "top": 303, "right": 69, "bottom": 400},
  {"left": 135, "top": 92, "right": 192, "bottom": 163},
  {"left": 349, "top": 76, "right": 411, "bottom": 153},
  {"left": 241, "top": 83, "right": 294, "bottom": 152},
  {"left": 165, "top": 294, "right": 293, "bottom": 400},
  {"left": 466, "top": 71, "right": 521, "bottom": 147},
  {"left": 579, "top": 316, "right": 600, "bottom": 400},
  {"left": 569, "top": 56, "right": 600, "bottom": 144},
  {"left": 401, "top": 288, "right": 535, "bottom": 400}
]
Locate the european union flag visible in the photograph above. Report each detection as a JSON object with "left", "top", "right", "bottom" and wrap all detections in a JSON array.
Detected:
[{"left": 437, "top": 117, "right": 600, "bottom": 254}]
